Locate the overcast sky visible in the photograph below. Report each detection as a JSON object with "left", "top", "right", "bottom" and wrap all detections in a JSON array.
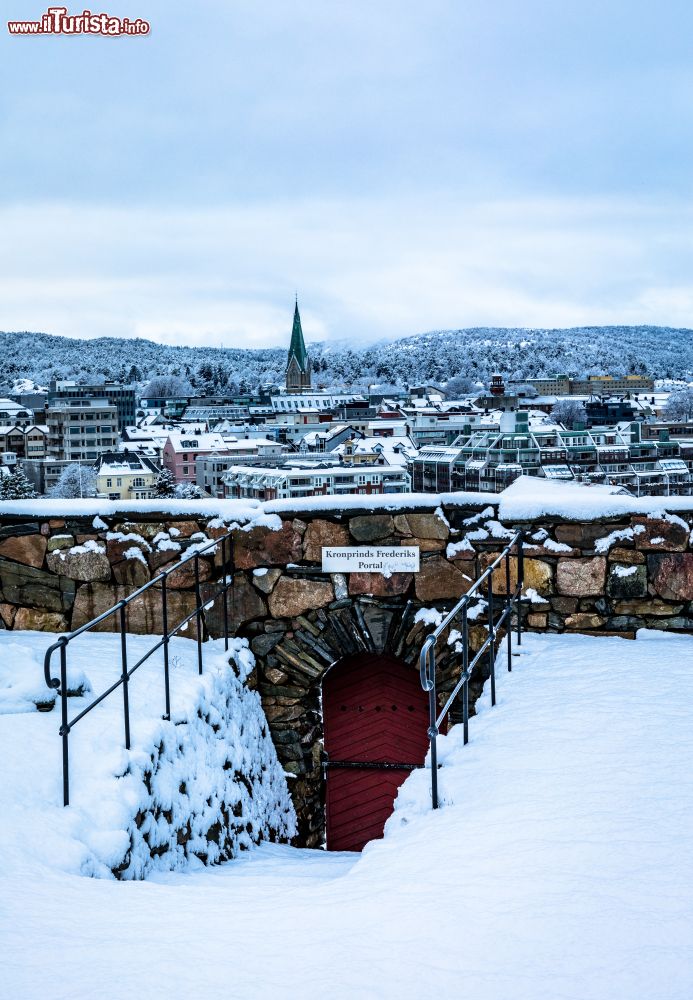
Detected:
[{"left": 1, "top": 0, "right": 693, "bottom": 348}]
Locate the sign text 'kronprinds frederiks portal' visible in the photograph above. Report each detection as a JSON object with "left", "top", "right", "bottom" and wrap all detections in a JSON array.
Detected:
[{"left": 321, "top": 547, "right": 420, "bottom": 574}]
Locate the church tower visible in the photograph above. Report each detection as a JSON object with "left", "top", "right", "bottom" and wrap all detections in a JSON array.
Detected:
[{"left": 285, "top": 299, "right": 312, "bottom": 393}]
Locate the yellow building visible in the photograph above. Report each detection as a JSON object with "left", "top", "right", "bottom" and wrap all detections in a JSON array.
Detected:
[{"left": 94, "top": 451, "right": 159, "bottom": 500}]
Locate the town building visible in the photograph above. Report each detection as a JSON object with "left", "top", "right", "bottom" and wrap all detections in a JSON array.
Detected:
[
  {"left": 47, "top": 380, "right": 137, "bottom": 432},
  {"left": 93, "top": 451, "right": 160, "bottom": 500},
  {"left": 411, "top": 411, "right": 692, "bottom": 497},
  {"left": 162, "top": 431, "right": 229, "bottom": 484},
  {"left": 0, "top": 424, "right": 48, "bottom": 460},
  {"left": 195, "top": 439, "right": 287, "bottom": 497},
  {"left": 0, "top": 398, "right": 35, "bottom": 426},
  {"left": 511, "top": 374, "right": 654, "bottom": 396},
  {"left": 222, "top": 460, "right": 410, "bottom": 501},
  {"left": 45, "top": 398, "right": 119, "bottom": 463}
]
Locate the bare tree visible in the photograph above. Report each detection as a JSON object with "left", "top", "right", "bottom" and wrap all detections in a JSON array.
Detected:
[
  {"left": 142, "top": 374, "right": 193, "bottom": 398},
  {"left": 550, "top": 399, "right": 588, "bottom": 427},
  {"left": 663, "top": 388, "right": 693, "bottom": 421},
  {"left": 49, "top": 463, "right": 97, "bottom": 499},
  {"left": 444, "top": 374, "right": 475, "bottom": 398}
]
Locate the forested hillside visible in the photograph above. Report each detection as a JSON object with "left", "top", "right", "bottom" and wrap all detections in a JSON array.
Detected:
[{"left": 0, "top": 325, "right": 690, "bottom": 394}]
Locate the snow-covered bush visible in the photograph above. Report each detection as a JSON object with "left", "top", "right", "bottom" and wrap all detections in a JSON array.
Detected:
[{"left": 0, "top": 467, "right": 37, "bottom": 500}]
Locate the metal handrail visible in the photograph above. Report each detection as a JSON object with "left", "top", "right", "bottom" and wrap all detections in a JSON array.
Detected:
[
  {"left": 419, "top": 529, "right": 524, "bottom": 809},
  {"left": 43, "top": 530, "right": 235, "bottom": 806}
]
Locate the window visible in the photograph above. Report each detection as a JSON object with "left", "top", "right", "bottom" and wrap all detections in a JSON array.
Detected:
[
  {"left": 106, "top": 478, "right": 112, "bottom": 487},
  {"left": 116, "top": 478, "right": 122, "bottom": 486}
]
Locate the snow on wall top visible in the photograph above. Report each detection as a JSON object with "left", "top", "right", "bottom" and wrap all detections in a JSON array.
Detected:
[
  {"left": 0, "top": 497, "right": 261, "bottom": 521},
  {"left": 3, "top": 481, "right": 693, "bottom": 523},
  {"left": 498, "top": 477, "right": 693, "bottom": 521},
  {"left": 262, "top": 491, "right": 491, "bottom": 515}
]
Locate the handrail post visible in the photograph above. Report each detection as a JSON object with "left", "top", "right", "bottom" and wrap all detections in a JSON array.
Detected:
[
  {"left": 427, "top": 645, "right": 439, "bottom": 809},
  {"left": 194, "top": 553, "right": 203, "bottom": 675},
  {"left": 221, "top": 534, "right": 230, "bottom": 652},
  {"left": 161, "top": 575, "right": 171, "bottom": 721},
  {"left": 517, "top": 530, "right": 524, "bottom": 646},
  {"left": 488, "top": 571, "right": 496, "bottom": 707},
  {"left": 119, "top": 602, "right": 131, "bottom": 749},
  {"left": 505, "top": 550, "right": 513, "bottom": 673},
  {"left": 462, "top": 606, "right": 469, "bottom": 746},
  {"left": 59, "top": 641, "right": 70, "bottom": 806}
]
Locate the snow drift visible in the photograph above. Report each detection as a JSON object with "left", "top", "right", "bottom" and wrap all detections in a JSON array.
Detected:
[{"left": 0, "top": 632, "right": 296, "bottom": 879}]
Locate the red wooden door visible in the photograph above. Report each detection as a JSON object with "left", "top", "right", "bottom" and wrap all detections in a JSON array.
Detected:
[{"left": 322, "top": 653, "right": 430, "bottom": 852}]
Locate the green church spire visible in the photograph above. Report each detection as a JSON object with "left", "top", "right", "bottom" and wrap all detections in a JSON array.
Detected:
[{"left": 287, "top": 299, "right": 308, "bottom": 371}]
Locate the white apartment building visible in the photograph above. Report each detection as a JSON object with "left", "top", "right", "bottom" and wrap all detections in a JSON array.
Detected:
[
  {"left": 46, "top": 398, "right": 119, "bottom": 462},
  {"left": 222, "top": 462, "right": 410, "bottom": 501}
]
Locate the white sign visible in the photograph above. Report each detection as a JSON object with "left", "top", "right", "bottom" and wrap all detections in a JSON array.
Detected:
[{"left": 321, "top": 546, "right": 420, "bottom": 574}]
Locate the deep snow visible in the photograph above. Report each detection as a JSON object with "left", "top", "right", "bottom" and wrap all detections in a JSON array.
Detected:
[
  {"left": 0, "top": 632, "right": 294, "bottom": 879},
  {"left": 1, "top": 630, "right": 692, "bottom": 999}
]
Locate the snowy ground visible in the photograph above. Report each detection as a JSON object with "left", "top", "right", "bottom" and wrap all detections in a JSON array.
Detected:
[{"left": 2, "top": 630, "right": 692, "bottom": 999}]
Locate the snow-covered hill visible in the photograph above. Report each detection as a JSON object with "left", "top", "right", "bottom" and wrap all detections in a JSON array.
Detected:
[{"left": 0, "top": 325, "right": 690, "bottom": 394}]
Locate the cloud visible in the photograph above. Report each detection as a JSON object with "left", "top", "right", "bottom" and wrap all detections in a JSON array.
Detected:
[{"left": 1, "top": 196, "right": 692, "bottom": 347}]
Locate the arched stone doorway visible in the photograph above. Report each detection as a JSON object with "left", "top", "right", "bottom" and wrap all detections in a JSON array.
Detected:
[
  {"left": 246, "top": 595, "right": 467, "bottom": 847},
  {"left": 322, "top": 652, "right": 430, "bottom": 852}
]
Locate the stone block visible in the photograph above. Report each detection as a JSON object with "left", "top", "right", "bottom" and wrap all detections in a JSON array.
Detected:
[
  {"left": 556, "top": 557, "right": 606, "bottom": 596},
  {"left": 251, "top": 568, "right": 282, "bottom": 594},
  {"left": 565, "top": 613, "right": 606, "bottom": 629},
  {"left": 606, "top": 564, "right": 647, "bottom": 600},
  {"left": 0, "top": 558, "right": 75, "bottom": 612},
  {"left": 415, "top": 557, "right": 468, "bottom": 601},
  {"left": 633, "top": 516, "right": 688, "bottom": 551},
  {"left": 46, "top": 535, "right": 75, "bottom": 552},
  {"left": 0, "top": 603, "right": 17, "bottom": 628},
  {"left": 349, "top": 572, "right": 413, "bottom": 597},
  {"left": 160, "top": 556, "right": 213, "bottom": 590},
  {"left": 302, "top": 520, "right": 349, "bottom": 562},
  {"left": 0, "top": 522, "right": 40, "bottom": 540},
  {"left": 648, "top": 553, "right": 693, "bottom": 601},
  {"left": 479, "top": 554, "right": 552, "bottom": 596},
  {"left": 110, "top": 520, "right": 167, "bottom": 541},
  {"left": 349, "top": 515, "right": 394, "bottom": 542},
  {"left": 233, "top": 521, "right": 303, "bottom": 570},
  {"left": 608, "top": 547, "right": 644, "bottom": 564},
  {"left": 164, "top": 520, "right": 201, "bottom": 539},
  {"left": 252, "top": 632, "right": 283, "bottom": 658},
  {"left": 527, "top": 613, "right": 548, "bottom": 628},
  {"left": 394, "top": 513, "right": 449, "bottom": 541},
  {"left": 614, "top": 599, "right": 682, "bottom": 617},
  {"left": 46, "top": 545, "right": 112, "bottom": 583},
  {"left": 72, "top": 582, "right": 199, "bottom": 638},
  {"left": 112, "top": 555, "right": 151, "bottom": 589},
  {"left": 0, "top": 534, "right": 46, "bottom": 568},
  {"left": 403, "top": 536, "right": 445, "bottom": 553},
  {"left": 13, "top": 607, "right": 68, "bottom": 632},
  {"left": 556, "top": 523, "right": 624, "bottom": 549},
  {"left": 549, "top": 596, "right": 578, "bottom": 613},
  {"left": 268, "top": 578, "right": 334, "bottom": 618},
  {"left": 199, "top": 574, "right": 267, "bottom": 638}
]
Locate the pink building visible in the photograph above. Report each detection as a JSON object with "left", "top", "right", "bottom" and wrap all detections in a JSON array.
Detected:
[{"left": 162, "top": 431, "right": 228, "bottom": 484}]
